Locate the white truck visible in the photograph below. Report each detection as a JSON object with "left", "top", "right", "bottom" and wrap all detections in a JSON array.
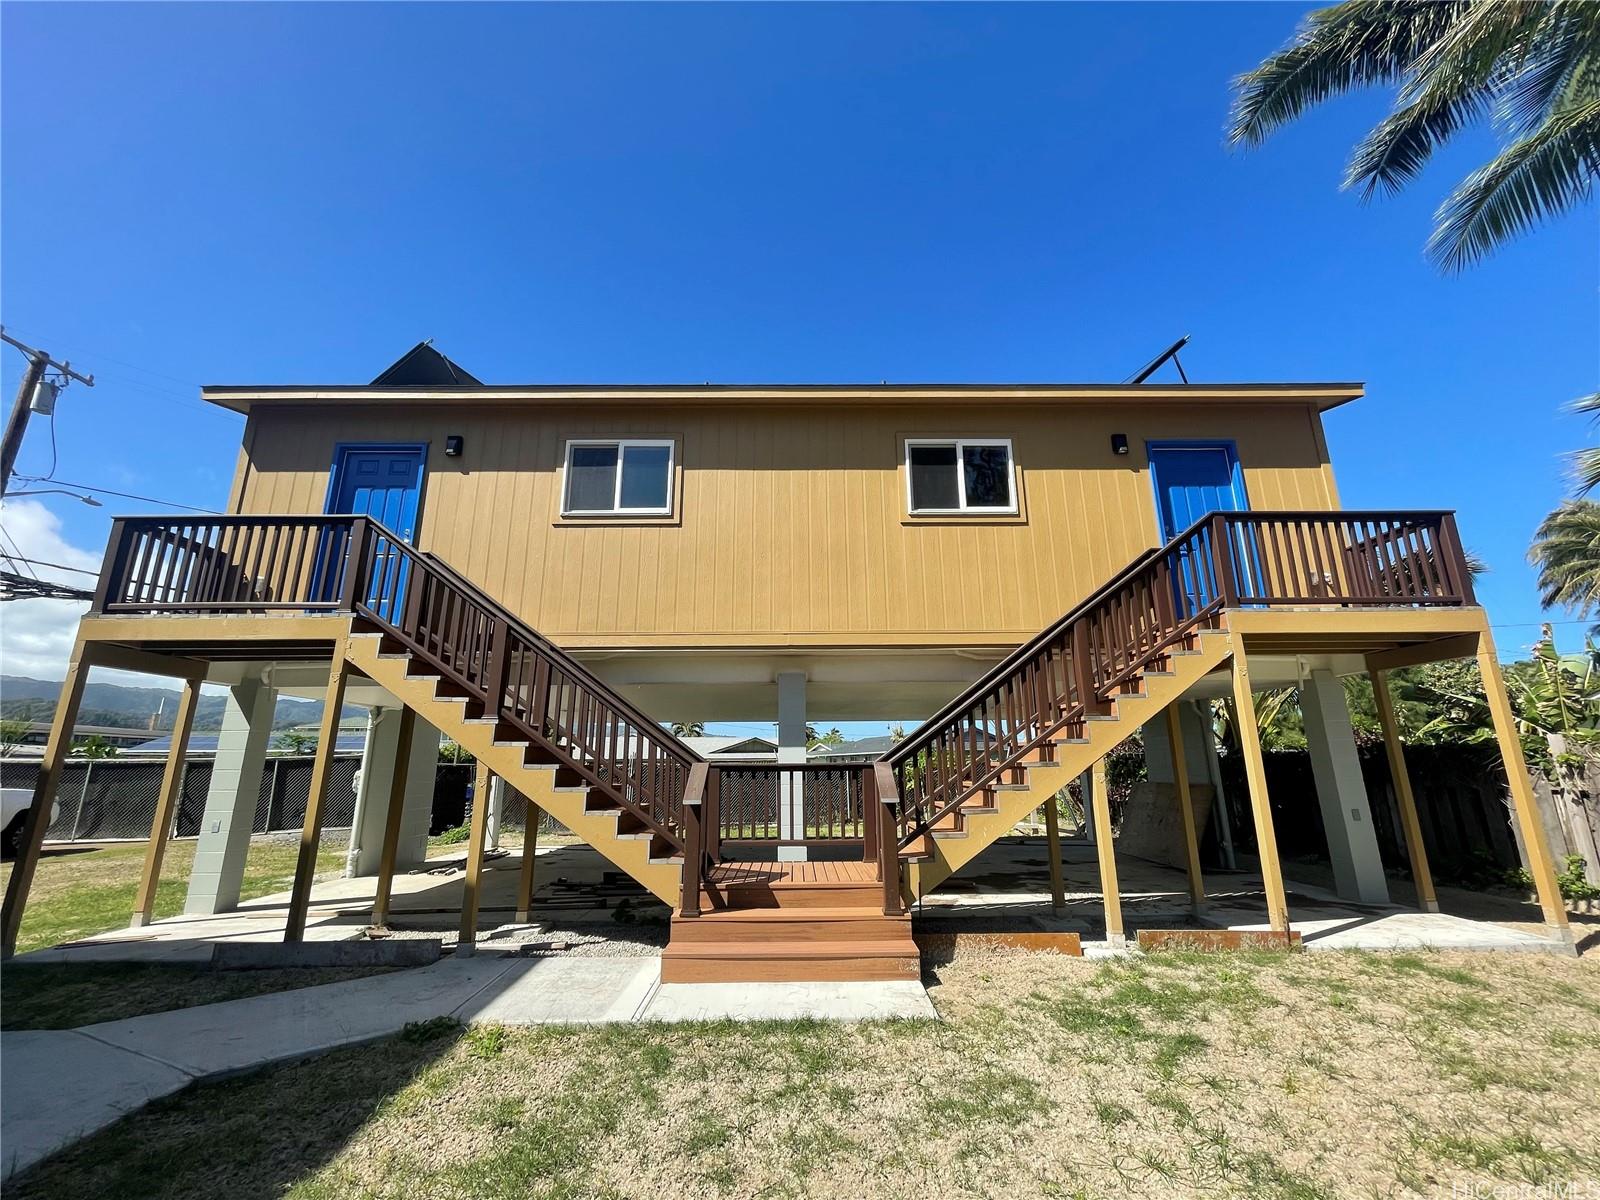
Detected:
[{"left": 1, "top": 787, "right": 57, "bottom": 859}]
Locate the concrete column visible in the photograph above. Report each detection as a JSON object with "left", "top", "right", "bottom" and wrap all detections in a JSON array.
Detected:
[
  {"left": 488, "top": 775, "right": 506, "bottom": 852},
  {"left": 777, "top": 671, "right": 807, "bottom": 862},
  {"left": 395, "top": 718, "right": 440, "bottom": 868},
  {"left": 185, "top": 676, "right": 277, "bottom": 915},
  {"left": 1143, "top": 703, "right": 1211, "bottom": 786},
  {"left": 1301, "top": 669, "right": 1390, "bottom": 905},
  {"left": 346, "top": 707, "right": 400, "bottom": 878},
  {"left": 1197, "top": 700, "right": 1238, "bottom": 870}
]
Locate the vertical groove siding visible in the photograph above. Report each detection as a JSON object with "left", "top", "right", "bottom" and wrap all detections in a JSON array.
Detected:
[{"left": 230, "top": 402, "right": 1339, "bottom": 645}]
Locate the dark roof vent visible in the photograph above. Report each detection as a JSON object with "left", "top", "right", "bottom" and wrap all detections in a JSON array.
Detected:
[{"left": 371, "top": 341, "right": 482, "bottom": 386}]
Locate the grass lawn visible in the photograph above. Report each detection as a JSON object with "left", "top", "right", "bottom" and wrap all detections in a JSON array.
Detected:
[
  {"left": 10, "top": 947, "right": 1599, "bottom": 1199},
  {"left": 0, "top": 837, "right": 345, "bottom": 957},
  {"left": 1, "top": 961, "right": 401, "bottom": 1030}
]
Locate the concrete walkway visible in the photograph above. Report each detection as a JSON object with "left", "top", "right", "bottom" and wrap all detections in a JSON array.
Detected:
[{"left": 1, "top": 952, "right": 937, "bottom": 1179}]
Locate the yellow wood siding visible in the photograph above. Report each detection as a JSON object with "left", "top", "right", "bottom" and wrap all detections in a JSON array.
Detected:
[{"left": 229, "top": 401, "right": 1338, "bottom": 648}]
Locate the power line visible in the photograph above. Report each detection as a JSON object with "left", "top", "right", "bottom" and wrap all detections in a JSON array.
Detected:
[
  {"left": 4, "top": 556, "right": 97, "bottom": 577},
  {"left": 0, "top": 527, "right": 38, "bottom": 580},
  {"left": 4, "top": 476, "right": 218, "bottom": 513}
]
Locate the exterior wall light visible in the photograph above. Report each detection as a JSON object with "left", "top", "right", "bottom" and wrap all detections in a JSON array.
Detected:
[
  {"left": 445, "top": 435, "right": 464, "bottom": 457},
  {"left": 1110, "top": 433, "right": 1129, "bottom": 456}
]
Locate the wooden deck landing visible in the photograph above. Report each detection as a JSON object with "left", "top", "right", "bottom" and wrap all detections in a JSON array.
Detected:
[
  {"left": 707, "top": 861, "right": 877, "bottom": 887},
  {"left": 666, "top": 858, "right": 917, "bottom": 984}
]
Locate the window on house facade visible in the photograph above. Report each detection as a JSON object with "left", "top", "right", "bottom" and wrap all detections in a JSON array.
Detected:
[
  {"left": 906, "top": 439, "right": 1016, "bottom": 514},
  {"left": 561, "top": 440, "right": 674, "bottom": 515}
]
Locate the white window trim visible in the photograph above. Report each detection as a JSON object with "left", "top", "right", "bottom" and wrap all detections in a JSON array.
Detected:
[
  {"left": 905, "top": 438, "right": 1018, "bottom": 515},
  {"left": 561, "top": 438, "right": 676, "bottom": 516}
]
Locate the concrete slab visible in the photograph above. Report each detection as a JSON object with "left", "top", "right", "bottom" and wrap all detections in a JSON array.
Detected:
[
  {"left": 643, "top": 980, "right": 938, "bottom": 1023},
  {"left": 81, "top": 956, "right": 521, "bottom": 1077},
  {"left": 211, "top": 938, "right": 441, "bottom": 970},
  {"left": 1, "top": 1030, "right": 194, "bottom": 1179},
  {"left": 459, "top": 958, "right": 661, "bottom": 1025},
  {"left": 1208, "top": 904, "right": 1572, "bottom": 954}
]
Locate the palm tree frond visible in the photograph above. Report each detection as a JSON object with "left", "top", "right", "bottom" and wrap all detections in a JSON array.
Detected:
[
  {"left": 1229, "top": 0, "right": 1468, "bottom": 147},
  {"left": 1428, "top": 97, "right": 1600, "bottom": 271},
  {"left": 1498, "top": 3, "right": 1600, "bottom": 136},
  {"left": 1344, "top": 2, "right": 1547, "bottom": 196},
  {"left": 1570, "top": 444, "right": 1600, "bottom": 496},
  {"left": 1529, "top": 500, "right": 1600, "bottom": 617}
]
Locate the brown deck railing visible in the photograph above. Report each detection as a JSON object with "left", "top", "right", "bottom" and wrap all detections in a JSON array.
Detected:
[
  {"left": 88, "top": 508, "right": 1475, "bottom": 913},
  {"left": 92, "top": 515, "right": 699, "bottom": 854},
  {"left": 882, "top": 509, "right": 1474, "bottom": 851},
  {"left": 706, "top": 764, "right": 867, "bottom": 847}
]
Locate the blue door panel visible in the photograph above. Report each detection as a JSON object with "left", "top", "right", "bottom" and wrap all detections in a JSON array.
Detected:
[
  {"left": 320, "top": 446, "right": 426, "bottom": 618},
  {"left": 1148, "top": 443, "right": 1251, "bottom": 613}
]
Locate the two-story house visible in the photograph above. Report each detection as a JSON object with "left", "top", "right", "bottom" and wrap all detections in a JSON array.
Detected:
[{"left": 1, "top": 344, "right": 1572, "bottom": 976}]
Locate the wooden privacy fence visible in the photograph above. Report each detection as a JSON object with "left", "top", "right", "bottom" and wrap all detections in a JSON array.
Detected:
[{"left": 1211, "top": 744, "right": 1517, "bottom": 883}]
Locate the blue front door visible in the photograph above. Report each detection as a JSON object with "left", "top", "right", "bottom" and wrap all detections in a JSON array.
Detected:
[
  {"left": 324, "top": 444, "right": 426, "bottom": 619},
  {"left": 1148, "top": 442, "right": 1250, "bottom": 612}
]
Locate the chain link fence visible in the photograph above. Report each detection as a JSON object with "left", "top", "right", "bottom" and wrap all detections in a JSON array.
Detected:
[{"left": 2, "top": 756, "right": 577, "bottom": 845}]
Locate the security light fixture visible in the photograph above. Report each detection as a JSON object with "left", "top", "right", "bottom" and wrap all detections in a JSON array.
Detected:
[
  {"left": 1111, "top": 433, "right": 1129, "bottom": 456},
  {"left": 445, "top": 435, "right": 464, "bottom": 457}
]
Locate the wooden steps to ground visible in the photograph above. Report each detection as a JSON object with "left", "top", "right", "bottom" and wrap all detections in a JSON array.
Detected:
[{"left": 663, "top": 861, "right": 919, "bottom": 984}]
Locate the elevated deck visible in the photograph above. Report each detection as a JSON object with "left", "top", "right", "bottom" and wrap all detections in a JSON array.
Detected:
[{"left": 2, "top": 508, "right": 1575, "bottom": 963}]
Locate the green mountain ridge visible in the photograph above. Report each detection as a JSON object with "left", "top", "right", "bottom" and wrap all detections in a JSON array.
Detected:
[{"left": 0, "top": 676, "right": 364, "bottom": 732}]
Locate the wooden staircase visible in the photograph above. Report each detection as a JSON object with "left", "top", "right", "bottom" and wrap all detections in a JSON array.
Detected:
[
  {"left": 345, "top": 630, "right": 688, "bottom": 906},
  {"left": 72, "top": 509, "right": 1482, "bottom": 978},
  {"left": 900, "top": 628, "right": 1232, "bottom": 897},
  {"left": 662, "top": 861, "right": 919, "bottom": 983}
]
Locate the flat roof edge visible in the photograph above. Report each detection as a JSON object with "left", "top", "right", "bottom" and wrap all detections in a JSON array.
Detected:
[{"left": 202, "top": 381, "right": 1366, "bottom": 414}]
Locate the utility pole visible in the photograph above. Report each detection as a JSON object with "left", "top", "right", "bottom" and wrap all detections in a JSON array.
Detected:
[{"left": 0, "top": 327, "right": 95, "bottom": 496}]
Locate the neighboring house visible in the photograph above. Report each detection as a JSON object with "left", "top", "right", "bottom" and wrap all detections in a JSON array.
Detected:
[
  {"left": 681, "top": 735, "right": 780, "bottom": 762},
  {"left": 0, "top": 345, "right": 1576, "bottom": 969},
  {"left": 0, "top": 723, "right": 154, "bottom": 760},
  {"left": 809, "top": 735, "right": 898, "bottom": 763}
]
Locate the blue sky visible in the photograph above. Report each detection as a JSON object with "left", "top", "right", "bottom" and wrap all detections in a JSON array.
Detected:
[{"left": 2, "top": 2, "right": 1595, "bottom": 729}]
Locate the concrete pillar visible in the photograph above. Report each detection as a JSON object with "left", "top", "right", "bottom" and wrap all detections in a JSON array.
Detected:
[
  {"left": 185, "top": 676, "right": 277, "bottom": 915},
  {"left": 1301, "top": 669, "right": 1390, "bottom": 905},
  {"left": 1196, "top": 700, "right": 1238, "bottom": 870},
  {"left": 395, "top": 718, "right": 440, "bottom": 868},
  {"left": 1143, "top": 703, "right": 1211, "bottom": 785},
  {"left": 777, "top": 671, "right": 807, "bottom": 862},
  {"left": 488, "top": 775, "right": 506, "bottom": 852},
  {"left": 346, "top": 707, "right": 398, "bottom": 878}
]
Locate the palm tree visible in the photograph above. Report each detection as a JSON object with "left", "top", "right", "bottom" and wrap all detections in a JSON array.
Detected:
[
  {"left": 1230, "top": 2, "right": 1600, "bottom": 271},
  {"left": 669, "top": 722, "right": 705, "bottom": 738},
  {"left": 1529, "top": 499, "right": 1600, "bottom": 624},
  {"left": 1567, "top": 392, "right": 1600, "bottom": 493},
  {"left": 72, "top": 734, "right": 119, "bottom": 760}
]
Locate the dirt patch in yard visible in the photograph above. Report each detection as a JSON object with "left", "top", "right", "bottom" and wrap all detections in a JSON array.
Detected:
[{"left": 11, "top": 948, "right": 1599, "bottom": 1199}]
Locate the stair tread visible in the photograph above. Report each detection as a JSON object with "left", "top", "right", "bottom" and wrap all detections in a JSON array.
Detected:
[
  {"left": 662, "top": 938, "right": 919, "bottom": 959},
  {"left": 686, "top": 906, "right": 908, "bottom": 922}
]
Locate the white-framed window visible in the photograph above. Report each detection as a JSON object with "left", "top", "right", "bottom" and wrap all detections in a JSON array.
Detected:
[
  {"left": 561, "top": 439, "right": 675, "bottom": 516},
  {"left": 905, "top": 438, "right": 1017, "bottom": 514}
]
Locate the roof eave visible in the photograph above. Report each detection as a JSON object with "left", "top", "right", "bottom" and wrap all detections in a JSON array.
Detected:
[{"left": 201, "top": 381, "right": 1366, "bottom": 415}]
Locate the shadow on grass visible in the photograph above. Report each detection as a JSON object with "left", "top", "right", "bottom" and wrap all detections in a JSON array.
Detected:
[{"left": 6, "top": 1019, "right": 464, "bottom": 1200}]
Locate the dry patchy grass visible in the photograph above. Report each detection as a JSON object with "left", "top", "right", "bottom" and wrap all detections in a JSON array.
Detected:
[{"left": 11, "top": 948, "right": 1600, "bottom": 1200}]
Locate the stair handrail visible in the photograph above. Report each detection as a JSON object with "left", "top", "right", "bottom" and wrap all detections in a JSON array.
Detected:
[
  {"left": 878, "top": 508, "right": 1473, "bottom": 851},
  {"left": 345, "top": 522, "right": 703, "bottom": 846},
  {"left": 413, "top": 545, "right": 699, "bottom": 765},
  {"left": 883, "top": 525, "right": 1201, "bottom": 769}
]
